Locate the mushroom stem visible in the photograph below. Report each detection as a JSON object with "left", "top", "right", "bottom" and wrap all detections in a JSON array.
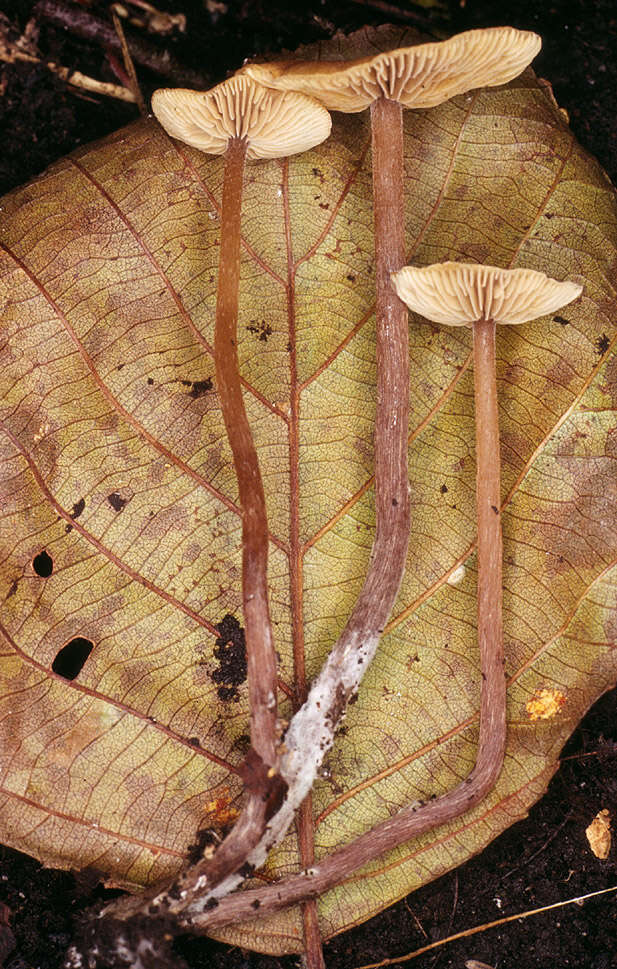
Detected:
[
  {"left": 174, "top": 97, "right": 413, "bottom": 931},
  {"left": 472, "top": 317, "right": 507, "bottom": 780},
  {"left": 89, "top": 139, "right": 286, "bottom": 936},
  {"left": 215, "top": 135, "right": 278, "bottom": 771},
  {"left": 179, "top": 329, "right": 508, "bottom": 930},
  {"left": 370, "top": 96, "right": 410, "bottom": 603},
  {"left": 292, "top": 100, "right": 407, "bottom": 958},
  {"left": 371, "top": 95, "right": 406, "bottom": 349}
]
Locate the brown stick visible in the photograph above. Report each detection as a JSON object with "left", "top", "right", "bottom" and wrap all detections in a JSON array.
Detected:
[
  {"left": 111, "top": 9, "right": 147, "bottom": 116},
  {"left": 0, "top": 43, "right": 136, "bottom": 102},
  {"left": 181, "top": 321, "right": 506, "bottom": 930},
  {"left": 347, "top": 0, "right": 435, "bottom": 25},
  {"left": 214, "top": 136, "right": 279, "bottom": 772}
]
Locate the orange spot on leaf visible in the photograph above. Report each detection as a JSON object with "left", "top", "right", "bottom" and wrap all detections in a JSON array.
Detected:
[
  {"left": 203, "top": 788, "right": 240, "bottom": 828},
  {"left": 526, "top": 688, "right": 567, "bottom": 721}
]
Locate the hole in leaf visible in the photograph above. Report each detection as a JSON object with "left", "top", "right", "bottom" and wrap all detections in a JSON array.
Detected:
[
  {"left": 52, "top": 637, "right": 94, "bottom": 680},
  {"left": 107, "top": 492, "right": 127, "bottom": 512},
  {"left": 32, "top": 550, "right": 53, "bottom": 577},
  {"left": 181, "top": 377, "right": 213, "bottom": 398}
]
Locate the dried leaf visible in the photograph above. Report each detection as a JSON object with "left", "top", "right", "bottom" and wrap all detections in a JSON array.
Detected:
[
  {"left": 586, "top": 809, "right": 611, "bottom": 859},
  {"left": 1, "top": 25, "right": 617, "bottom": 955}
]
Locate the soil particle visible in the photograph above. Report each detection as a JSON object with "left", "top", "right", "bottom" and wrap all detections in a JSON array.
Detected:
[
  {"left": 181, "top": 378, "right": 214, "bottom": 398},
  {"left": 210, "top": 613, "right": 247, "bottom": 702}
]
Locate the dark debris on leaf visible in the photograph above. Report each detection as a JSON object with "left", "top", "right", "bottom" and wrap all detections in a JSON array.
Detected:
[{"left": 210, "top": 614, "right": 247, "bottom": 702}]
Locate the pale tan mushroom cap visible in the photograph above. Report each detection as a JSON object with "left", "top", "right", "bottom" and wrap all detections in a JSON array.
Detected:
[
  {"left": 391, "top": 262, "right": 583, "bottom": 326},
  {"left": 241, "top": 27, "right": 541, "bottom": 113},
  {"left": 151, "top": 74, "right": 331, "bottom": 159}
]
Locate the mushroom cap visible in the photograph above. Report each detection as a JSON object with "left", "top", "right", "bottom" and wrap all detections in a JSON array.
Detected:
[
  {"left": 391, "top": 262, "right": 583, "bottom": 326},
  {"left": 151, "top": 74, "right": 331, "bottom": 159},
  {"left": 240, "top": 27, "right": 541, "bottom": 113}
]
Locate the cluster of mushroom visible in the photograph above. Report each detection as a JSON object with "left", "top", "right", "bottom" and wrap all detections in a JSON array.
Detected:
[{"left": 148, "top": 26, "right": 583, "bottom": 925}]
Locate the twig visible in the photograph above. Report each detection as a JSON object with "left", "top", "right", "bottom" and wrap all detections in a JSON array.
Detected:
[
  {"left": 33, "top": 0, "right": 209, "bottom": 87},
  {"left": 502, "top": 812, "right": 572, "bottom": 879},
  {"left": 352, "top": 884, "right": 617, "bottom": 968},
  {"left": 112, "top": 9, "right": 146, "bottom": 115},
  {"left": 0, "top": 43, "right": 136, "bottom": 102}
]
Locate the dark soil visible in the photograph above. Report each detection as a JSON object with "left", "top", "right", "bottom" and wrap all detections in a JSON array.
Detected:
[{"left": 1, "top": 1, "right": 616, "bottom": 968}]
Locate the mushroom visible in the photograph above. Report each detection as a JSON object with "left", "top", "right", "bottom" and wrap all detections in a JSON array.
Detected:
[
  {"left": 239, "top": 28, "right": 542, "bottom": 734},
  {"left": 79, "top": 75, "right": 332, "bottom": 930},
  {"left": 140, "top": 41, "right": 551, "bottom": 927},
  {"left": 152, "top": 75, "right": 330, "bottom": 776},
  {"left": 172, "top": 262, "right": 583, "bottom": 927},
  {"left": 391, "top": 260, "right": 583, "bottom": 807}
]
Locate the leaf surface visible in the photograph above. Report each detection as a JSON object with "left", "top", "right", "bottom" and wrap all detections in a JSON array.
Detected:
[{"left": 1, "top": 27, "right": 617, "bottom": 955}]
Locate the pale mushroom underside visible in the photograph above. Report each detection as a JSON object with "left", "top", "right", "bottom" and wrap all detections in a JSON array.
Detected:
[
  {"left": 242, "top": 26, "right": 541, "bottom": 112},
  {"left": 151, "top": 74, "right": 331, "bottom": 158},
  {"left": 391, "top": 262, "right": 583, "bottom": 326}
]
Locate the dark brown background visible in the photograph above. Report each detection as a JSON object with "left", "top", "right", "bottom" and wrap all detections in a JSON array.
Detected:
[{"left": 0, "top": 1, "right": 616, "bottom": 967}]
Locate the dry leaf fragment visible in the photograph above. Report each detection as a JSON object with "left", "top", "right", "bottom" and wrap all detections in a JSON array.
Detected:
[
  {"left": 526, "top": 688, "right": 567, "bottom": 721},
  {"left": 586, "top": 809, "right": 611, "bottom": 859}
]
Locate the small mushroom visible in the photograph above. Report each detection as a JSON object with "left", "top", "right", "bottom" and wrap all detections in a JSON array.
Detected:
[
  {"left": 242, "top": 29, "right": 541, "bottom": 336},
  {"left": 242, "top": 27, "right": 541, "bottom": 113},
  {"left": 392, "top": 261, "right": 582, "bottom": 787},
  {"left": 171, "top": 262, "right": 583, "bottom": 924},
  {"left": 152, "top": 76, "right": 331, "bottom": 771},
  {"left": 240, "top": 29, "right": 541, "bottom": 681}
]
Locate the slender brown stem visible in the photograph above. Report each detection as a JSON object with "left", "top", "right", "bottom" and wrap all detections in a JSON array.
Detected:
[
  {"left": 88, "top": 140, "right": 282, "bottom": 936},
  {"left": 279, "top": 95, "right": 411, "bottom": 738},
  {"left": 181, "top": 322, "right": 507, "bottom": 930},
  {"left": 214, "top": 136, "right": 279, "bottom": 772},
  {"left": 298, "top": 96, "right": 409, "bottom": 969},
  {"left": 370, "top": 98, "right": 410, "bottom": 621},
  {"left": 130, "top": 92, "right": 411, "bottom": 935},
  {"left": 302, "top": 900, "right": 327, "bottom": 969},
  {"left": 167, "top": 94, "right": 412, "bottom": 928},
  {"left": 472, "top": 318, "right": 506, "bottom": 774},
  {"left": 297, "top": 796, "right": 324, "bottom": 969}
]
